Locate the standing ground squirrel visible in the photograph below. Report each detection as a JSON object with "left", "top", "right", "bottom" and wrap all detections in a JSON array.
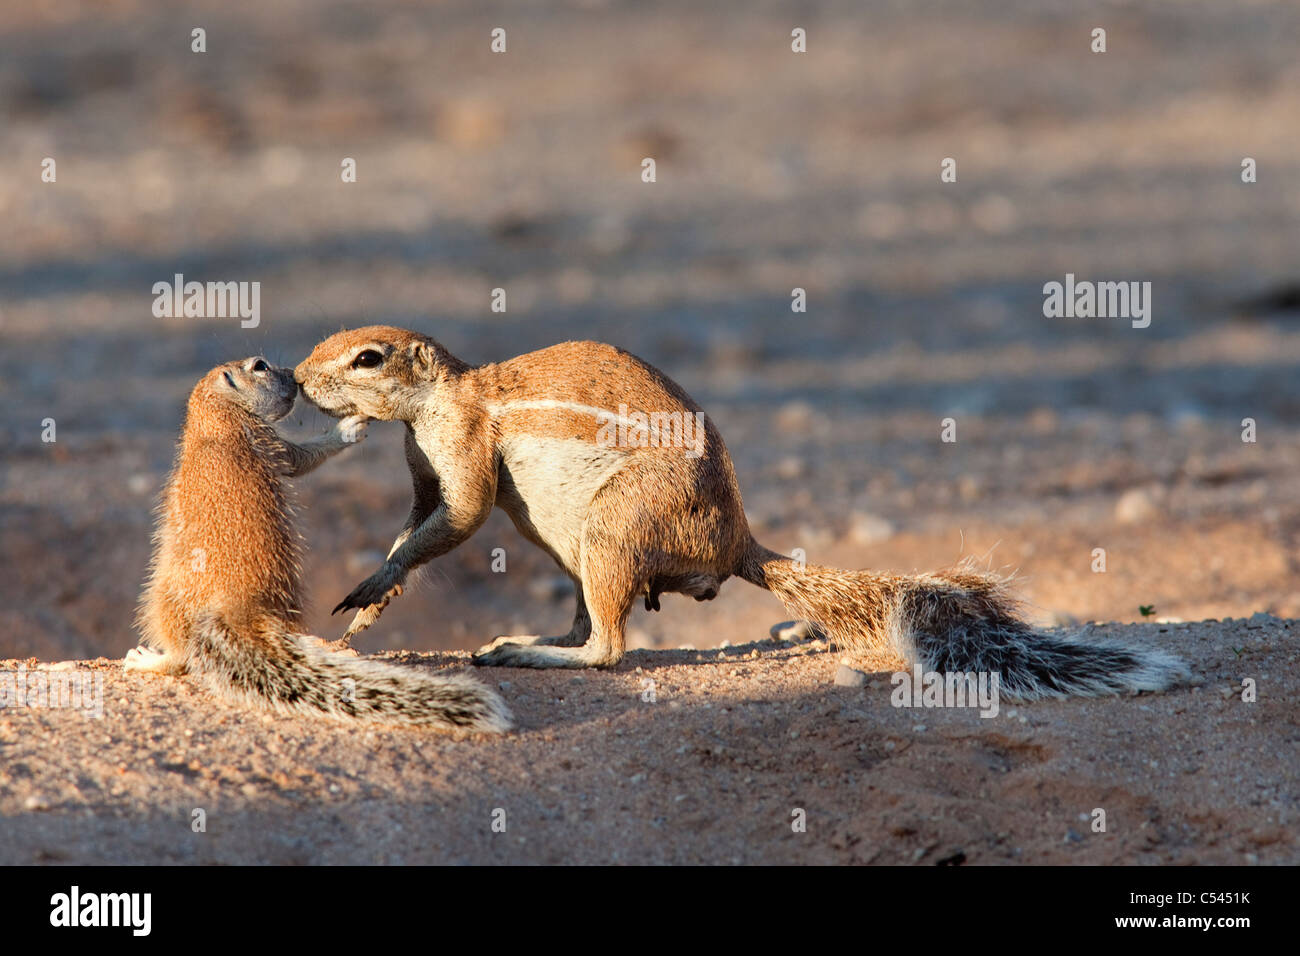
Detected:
[
  {"left": 295, "top": 327, "right": 1187, "bottom": 699},
  {"left": 127, "top": 356, "right": 510, "bottom": 732}
]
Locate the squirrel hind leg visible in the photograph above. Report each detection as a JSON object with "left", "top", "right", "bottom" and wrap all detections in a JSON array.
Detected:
[
  {"left": 474, "top": 582, "right": 592, "bottom": 655},
  {"left": 474, "top": 536, "right": 637, "bottom": 670},
  {"left": 476, "top": 475, "right": 718, "bottom": 669}
]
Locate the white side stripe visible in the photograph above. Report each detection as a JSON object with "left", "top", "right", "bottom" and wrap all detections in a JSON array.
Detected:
[
  {"left": 487, "top": 399, "right": 708, "bottom": 458},
  {"left": 487, "top": 399, "right": 681, "bottom": 430}
]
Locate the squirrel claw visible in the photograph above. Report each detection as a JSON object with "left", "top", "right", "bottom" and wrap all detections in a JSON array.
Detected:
[
  {"left": 321, "top": 637, "right": 359, "bottom": 656},
  {"left": 333, "top": 580, "right": 403, "bottom": 629},
  {"left": 336, "top": 570, "right": 404, "bottom": 613}
]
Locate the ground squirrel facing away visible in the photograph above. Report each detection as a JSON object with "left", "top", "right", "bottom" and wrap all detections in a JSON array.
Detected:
[
  {"left": 295, "top": 327, "right": 1188, "bottom": 699},
  {"left": 126, "top": 356, "right": 510, "bottom": 732}
]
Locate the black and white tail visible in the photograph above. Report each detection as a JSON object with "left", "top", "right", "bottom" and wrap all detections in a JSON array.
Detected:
[
  {"left": 187, "top": 611, "right": 511, "bottom": 732},
  {"left": 741, "top": 539, "right": 1188, "bottom": 699}
]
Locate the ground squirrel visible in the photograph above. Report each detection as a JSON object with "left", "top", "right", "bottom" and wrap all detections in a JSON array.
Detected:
[
  {"left": 126, "top": 356, "right": 510, "bottom": 732},
  {"left": 295, "top": 327, "right": 1187, "bottom": 698}
]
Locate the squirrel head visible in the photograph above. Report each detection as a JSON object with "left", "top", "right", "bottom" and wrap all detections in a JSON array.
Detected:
[
  {"left": 294, "top": 326, "right": 464, "bottom": 420},
  {"left": 195, "top": 357, "right": 298, "bottom": 423}
]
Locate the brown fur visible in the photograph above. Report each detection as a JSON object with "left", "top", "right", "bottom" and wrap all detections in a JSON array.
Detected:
[
  {"left": 129, "top": 357, "right": 510, "bottom": 731},
  {"left": 295, "top": 327, "right": 1186, "bottom": 697},
  {"left": 136, "top": 360, "right": 307, "bottom": 661}
]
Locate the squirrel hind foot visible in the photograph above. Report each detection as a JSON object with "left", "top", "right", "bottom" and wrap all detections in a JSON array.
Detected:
[
  {"left": 123, "top": 646, "right": 184, "bottom": 675},
  {"left": 475, "top": 632, "right": 587, "bottom": 656},
  {"left": 472, "top": 640, "right": 619, "bottom": 669}
]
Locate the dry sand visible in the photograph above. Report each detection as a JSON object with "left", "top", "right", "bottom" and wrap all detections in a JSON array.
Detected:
[
  {"left": 1, "top": 614, "right": 1294, "bottom": 865},
  {"left": 2, "top": 0, "right": 1300, "bottom": 864}
]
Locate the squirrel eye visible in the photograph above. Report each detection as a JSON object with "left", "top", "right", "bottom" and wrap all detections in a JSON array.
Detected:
[
  {"left": 352, "top": 350, "right": 383, "bottom": 369},
  {"left": 251, "top": 359, "right": 268, "bottom": 373}
]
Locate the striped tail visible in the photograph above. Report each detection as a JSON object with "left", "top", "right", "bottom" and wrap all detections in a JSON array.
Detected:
[
  {"left": 187, "top": 611, "right": 511, "bottom": 732},
  {"left": 740, "top": 539, "right": 1188, "bottom": 699}
]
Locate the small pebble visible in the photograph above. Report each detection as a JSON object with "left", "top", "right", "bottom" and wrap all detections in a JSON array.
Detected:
[
  {"left": 1115, "top": 487, "right": 1159, "bottom": 524},
  {"left": 834, "top": 665, "right": 867, "bottom": 688},
  {"left": 774, "top": 456, "right": 806, "bottom": 479},
  {"left": 849, "top": 511, "right": 895, "bottom": 545}
]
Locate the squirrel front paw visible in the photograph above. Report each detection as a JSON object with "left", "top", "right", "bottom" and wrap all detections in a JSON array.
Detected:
[
  {"left": 332, "top": 567, "right": 404, "bottom": 615},
  {"left": 336, "top": 414, "right": 369, "bottom": 445}
]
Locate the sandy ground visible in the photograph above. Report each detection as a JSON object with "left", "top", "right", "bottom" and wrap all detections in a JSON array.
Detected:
[
  {"left": 1, "top": 616, "right": 1295, "bottom": 865},
  {"left": 2, "top": 0, "right": 1300, "bottom": 863}
]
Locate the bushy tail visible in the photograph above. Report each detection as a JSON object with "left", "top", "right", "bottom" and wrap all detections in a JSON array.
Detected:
[
  {"left": 740, "top": 539, "right": 1187, "bottom": 700},
  {"left": 186, "top": 611, "right": 511, "bottom": 732}
]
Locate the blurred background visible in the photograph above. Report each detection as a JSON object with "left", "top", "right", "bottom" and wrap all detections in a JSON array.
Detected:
[{"left": 3, "top": 0, "right": 1300, "bottom": 662}]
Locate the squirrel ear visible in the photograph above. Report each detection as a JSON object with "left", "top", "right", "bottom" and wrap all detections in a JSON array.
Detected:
[{"left": 408, "top": 341, "right": 433, "bottom": 375}]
